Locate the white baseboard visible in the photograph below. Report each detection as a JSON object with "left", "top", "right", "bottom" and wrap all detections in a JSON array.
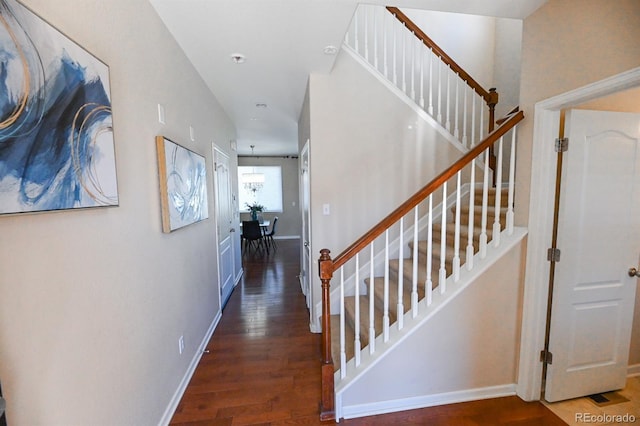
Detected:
[
  {"left": 341, "top": 384, "right": 517, "bottom": 420},
  {"left": 274, "top": 235, "right": 300, "bottom": 240},
  {"left": 158, "top": 311, "right": 223, "bottom": 425},
  {"left": 629, "top": 363, "right": 640, "bottom": 377}
]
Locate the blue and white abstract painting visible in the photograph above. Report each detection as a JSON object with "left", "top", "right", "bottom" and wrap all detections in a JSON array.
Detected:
[
  {"left": 0, "top": 0, "right": 118, "bottom": 214},
  {"left": 156, "top": 136, "right": 208, "bottom": 233}
]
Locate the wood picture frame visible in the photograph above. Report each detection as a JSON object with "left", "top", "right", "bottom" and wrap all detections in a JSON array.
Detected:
[
  {"left": 156, "top": 136, "right": 209, "bottom": 233},
  {"left": 0, "top": 0, "right": 118, "bottom": 215}
]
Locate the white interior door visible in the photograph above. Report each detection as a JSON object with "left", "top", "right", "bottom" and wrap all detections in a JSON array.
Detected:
[
  {"left": 545, "top": 109, "right": 640, "bottom": 402},
  {"left": 214, "top": 147, "right": 235, "bottom": 308},
  {"left": 300, "top": 142, "right": 312, "bottom": 310}
]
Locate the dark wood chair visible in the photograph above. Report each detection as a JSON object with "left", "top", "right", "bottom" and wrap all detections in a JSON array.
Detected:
[
  {"left": 241, "top": 220, "right": 268, "bottom": 254},
  {"left": 264, "top": 216, "right": 278, "bottom": 249},
  {"left": 0, "top": 379, "right": 6, "bottom": 426}
]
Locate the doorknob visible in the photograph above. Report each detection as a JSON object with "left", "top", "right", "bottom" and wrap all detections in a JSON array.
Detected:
[
  {"left": 629, "top": 267, "right": 640, "bottom": 278},
  {"left": 230, "top": 228, "right": 236, "bottom": 233},
  {"left": 304, "top": 241, "right": 309, "bottom": 247}
]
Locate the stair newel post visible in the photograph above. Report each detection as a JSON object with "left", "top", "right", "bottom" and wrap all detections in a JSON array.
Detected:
[
  {"left": 318, "top": 249, "right": 336, "bottom": 421},
  {"left": 487, "top": 88, "right": 499, "bottom": 186},
  {"left": 487, "top": 88, "right": 499, "bottom": 134}
]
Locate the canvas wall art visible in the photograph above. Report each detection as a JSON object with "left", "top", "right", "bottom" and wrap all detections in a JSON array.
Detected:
[
  {"left": 156, "top": 136, "right": 209, "bottom": 233},
  {"left": 0, "top": 0, "right": 118, "bottom": 215}
]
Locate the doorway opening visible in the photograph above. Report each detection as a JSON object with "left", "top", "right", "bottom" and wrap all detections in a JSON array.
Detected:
[{"left": 517, "top": 67, "right": 640, "bottom": 403}]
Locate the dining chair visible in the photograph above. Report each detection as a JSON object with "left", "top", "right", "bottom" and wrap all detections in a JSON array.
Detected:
[
  {"left": 264, "top": 216, "right": 278, "bottom": 249},
  {"left": 241, "top": 220, "right": 268, "bottom": 254}
]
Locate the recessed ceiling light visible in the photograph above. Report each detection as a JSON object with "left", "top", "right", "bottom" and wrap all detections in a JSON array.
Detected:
[
  {"left": 230, "top": 53, "right": 246, "bottom": 64},
  {"left": 323, "top": 45, "right": 338, "bottom": 55},
  {"left": 255, "top": 103, "right": 267, "bottom": 109}
]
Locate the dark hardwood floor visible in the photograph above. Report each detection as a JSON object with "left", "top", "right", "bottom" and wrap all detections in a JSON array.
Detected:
[{"left": 170, "top": 239, "right": 566, "bottom": 425}]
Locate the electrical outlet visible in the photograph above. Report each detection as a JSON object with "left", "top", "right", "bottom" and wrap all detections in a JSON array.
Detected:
[{"left": 178, "top": 335, "right": 184, "bottom": 355}]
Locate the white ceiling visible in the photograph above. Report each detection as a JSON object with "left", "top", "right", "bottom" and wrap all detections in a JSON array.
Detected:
[{"left": 149, "top": 0, "right": 547, "bottom": 156}]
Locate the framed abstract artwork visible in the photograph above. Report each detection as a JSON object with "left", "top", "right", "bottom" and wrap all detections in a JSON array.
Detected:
[
  {"left": 0, "top": 0, "right": 118, "bottom": 215},
  {"left": 156, "top": 136, "right": 209, "bottom": 233}
]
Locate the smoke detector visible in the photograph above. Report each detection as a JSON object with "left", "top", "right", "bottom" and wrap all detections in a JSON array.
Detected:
[{"left": 230, "top": 53, "right": 246, "bottom": 64}]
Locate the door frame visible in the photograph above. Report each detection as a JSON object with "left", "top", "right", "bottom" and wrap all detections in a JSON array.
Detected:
[
  {"left": 300, "top": 141, "right": 319, "bottom": 332},
  {"left": 517, "top": 66, "right": 640, "bottom": 401}
]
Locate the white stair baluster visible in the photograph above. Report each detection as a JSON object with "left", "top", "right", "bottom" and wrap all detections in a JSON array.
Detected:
[
  {"left": 507, "top": 127, "right": 517, "bottom": 234},
  {"left": 471, "top": 95, "right": 477, "bottom": 147},
  {"left": 437, "top": 61, "right": 442, "bottom": 124},
  {"left": 493, "top": 136, "right": 504, "bottom": 247},
  {"left": 439, "top": 181, "right": 447, "bottom": 294},
  {"left": 383, "top": 8, "right": 388, "bottom": 78},
  {"left": 453, "top": 171, "right": 461, "bottom": 281},
  {"left": 354, "top": 254, "right": 361, "bottom": 366},
  {"left": 466, "top": 159, "right": 476, "bottom": 270},
  {"left": 479, "top": 101, "right": 485, "bottom": 140},
  {"left": 426, "top": 194, "right": 433, "bottom": 306},
  {"left": 383, "top": 230, "right": 390, "bottom": 342},
  {"left": 373, "top": 7, "right": 378, "bottom": 70},
  {"left": 392, "top": 16, "right": 397, "bottom": 86},
  {"left": 369, "top": 243, "right": 376, "bottom": 354},
  {"left": 479, "top": 149, "right": 489, "bottom": 258},
  {"left": 462, "top": 85, "right": 468, "bottom": 147},
  {"left": 428, "top": 49, "right": 434, "bottom": 116},
  {"left": 410, "top": 36, "right": 416, "bottom": 101},
  {"left": 445, "top": 67, "right": 451, "bottom": 131},
  {"left": 345, "top": 21, "right": 350, "bottom": 47},
  {"left": 354, "top": 9, "right": 359, "bottom": 54},
  {"left": 364, "top": 6, "right": 369, "bottom": 62},
  {"left": 454, "top": 76, "right": 460, "bottom": 139},
  {"left": 419, "top": 44, "right": 425, "bottom": 108},
  {"left": 397, "top": 218, "right": 405, "bottom": 329},
  {"left": 401, "top": 25, "right": 406, "bottom": 93}
]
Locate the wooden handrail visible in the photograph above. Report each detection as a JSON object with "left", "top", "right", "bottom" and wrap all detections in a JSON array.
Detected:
[
  {"left": 331, "top": 109, "right": 524, "bottom": 271},
  {"left": 386, "top": 6, "right": 499, "bottom": 106},
  {"left": 496, "top": 106, "right": 520, "bottom": 126}
]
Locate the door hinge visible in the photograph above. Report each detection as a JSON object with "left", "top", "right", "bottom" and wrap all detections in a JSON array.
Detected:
[
  {"left": 547, "top": 248, "right": 561, "bottom": 262},
  {"left": 555, "top": 137, "right": 569, "bottom": 152},
  {"left": 540, "top": 350, "right": 553, "bottom": 364}
]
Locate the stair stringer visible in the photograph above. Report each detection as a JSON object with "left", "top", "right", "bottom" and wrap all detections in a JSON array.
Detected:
[{"left": 334, "top": 227, "right": 528, "bottom": 420}]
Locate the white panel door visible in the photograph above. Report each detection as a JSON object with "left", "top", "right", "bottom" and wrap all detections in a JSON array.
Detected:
[
  {"left": 214, "top": 147, "right": 235, "bottom": 308},
  {"left": 545, "top": 110, "right": 640, "bottom": 402},
  {"left": 300, "top": 142, "right": 312, "bottom": 310}
]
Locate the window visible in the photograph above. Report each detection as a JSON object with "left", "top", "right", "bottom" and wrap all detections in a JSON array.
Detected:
[{"left": 238, "top": 166, "right": 283, "bottom": 212}]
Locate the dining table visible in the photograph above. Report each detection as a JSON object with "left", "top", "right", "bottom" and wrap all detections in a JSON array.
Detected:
[{"left": 240, "top": 220, "right": 270, "bottom": 235}]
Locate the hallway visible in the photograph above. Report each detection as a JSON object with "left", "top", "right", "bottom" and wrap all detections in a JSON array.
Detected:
[{"left": 170, "top": 240, "right": 566, "bottom": 425}]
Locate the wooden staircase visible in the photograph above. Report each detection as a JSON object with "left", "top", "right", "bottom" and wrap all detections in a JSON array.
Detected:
[{"left": 331, "top": 186, "right": 509, "bottom": 365}]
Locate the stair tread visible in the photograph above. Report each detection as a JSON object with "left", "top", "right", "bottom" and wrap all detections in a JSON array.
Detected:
[
  {"left": 365, "top": 276, "right": 430, "bottom": 314},
  {"left": 344, "top": 295, "right": 398, "bottom": 348}
]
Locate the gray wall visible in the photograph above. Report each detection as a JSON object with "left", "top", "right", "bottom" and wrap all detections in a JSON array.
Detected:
[
  {"left": 0, "top": 0, "right": 236, "bottom": 424},
  {"left": 307, "top": 49, "right": 465, "bottom": 330},
  {"left": 517, "top": 0, "right": 640, "bottom": 372}
]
